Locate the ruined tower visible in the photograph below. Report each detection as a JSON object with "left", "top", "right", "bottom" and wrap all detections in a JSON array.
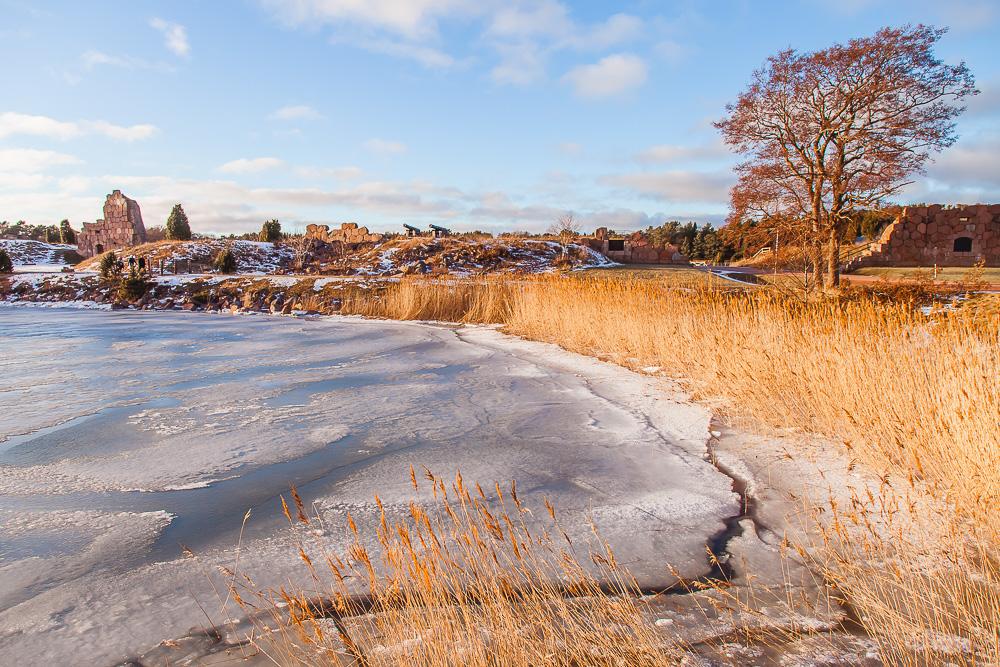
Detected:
[{"left": 77, "top": 190, "right": 147, "bottom": 257}]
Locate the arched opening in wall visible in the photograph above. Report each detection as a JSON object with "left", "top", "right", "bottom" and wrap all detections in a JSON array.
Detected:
[
  {"left": 95, "top": 244, "right": 104, "bottom": 255},
  {"left": 953, "top": 237, "right": 973, "bottom": 253}
]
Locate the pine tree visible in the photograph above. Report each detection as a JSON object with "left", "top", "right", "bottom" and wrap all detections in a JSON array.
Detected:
[
  {"left": 679, "top": 237, "right": 693, "bottom": 258},
  {"left": 99, "top": 251, "right": 120, "bottom": 279},
  {"left": 0, "top": 248, "right": 12, "bottom": 274},
  {"left": 166, "top": 204, "right": 192, "bottom": 240},
  {"left": 259, "top": 219, "right": 282, "bottom": 243},
  {"left": 213, "top": 247, "right": 237, "bottom": 274},
  {"left": 59, "top": 219, "right": 76, "bottom": 244}
]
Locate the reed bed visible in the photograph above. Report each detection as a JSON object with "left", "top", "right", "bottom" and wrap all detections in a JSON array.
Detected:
[
  {"left": 337, "top": 274, "right": 999, "bottom": 664},
  {"left": 236, "top": 471, "right": 682, "bottom": 666}
]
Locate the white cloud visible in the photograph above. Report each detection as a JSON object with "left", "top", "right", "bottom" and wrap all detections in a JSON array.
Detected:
[
  {"left": 585, "top": 13, "right": 642, "bottom": 49},
  {"left": 489, "top": 43, "right": 546, "bottom": 85},
  {"left": 294, "top": 165, "right": 364, "bottom": 180},
  {"left": 562, "top": 53, "right": 647, "bottom": 98},
  {"left": 0, "top": 113, "right": 78, "bottom": 140},
  {"left": 634, "top": 142, "right": 729, "bottom": 164},
  {"left": 348, "top": 37, "right": 458, "bottom": 68},
  {"left": 259, "top": 0, "right": 478, "bottom": 40},
  {"left": 270, "top": 105, "right": 324, "bottom": 120},
  {"left": 0, "top": 112, "right": 158, "bottom": 141},
  {"left": 654, "top": 39, "right": 687, "bottom": 64},
  {"left": 0, "top": 165, "right": 716, "bottom": 234},
  {"left": 81, "top": 50, "right": 133, "bottom": 70},
  {"left": 0, "top": 148, "right": 82, "bottom": 172},
  {"left": 86, "top": 120, "right": 158, "bottom": 141},
  {"left": 150, "top": 17, "right": 190, "bottom": 57},
  {"left": 218, "top": 157, "right": 286, "bottom": 174},
  {"left": 486, "top": 4, "right": 639, "bottom": 48},
  {"left": 485, "top": 6, "right": 642, "bottom": 86},
  {"left": 603, "top": 170, "right": 733, "bottom": 204},
  {"left": 903, "top": 132, "right": 1000, "bottom": 203},
  {"left": 364, "top": 138, "right": 408, "bottom": 154},
  {"left": 260, "top": 1, "right": 644, "bottom": 83},
  {"left": 0, "top": 173, "right": 50, "bottom": 191}
]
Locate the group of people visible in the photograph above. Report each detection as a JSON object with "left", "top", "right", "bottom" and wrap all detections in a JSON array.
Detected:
[{"left": 114, "top": 255, "right": 149, "bottom": 275}]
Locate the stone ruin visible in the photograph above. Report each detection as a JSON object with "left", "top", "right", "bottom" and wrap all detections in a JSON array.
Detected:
[
  {"left": 581, "top": 227, "right": 688, "bottom": 265},
  {"left": 77, "top": 190, "right": 147, "bottom": 258},
  {"left": 304, "top": 222, "right": 384, "bottom": 246},
  {"left": 849, "top": 204, "right": 1000, "bottom": 269}
]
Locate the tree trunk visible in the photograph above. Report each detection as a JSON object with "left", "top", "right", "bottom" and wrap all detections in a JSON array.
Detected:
[
  {"left": 810, "top": 238, "right": 825, "bottom": 289},
  {"left": 826, "top": 228, "right": 841, "bottom": 288}
]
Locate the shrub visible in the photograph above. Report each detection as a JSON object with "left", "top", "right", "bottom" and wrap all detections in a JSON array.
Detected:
[
  {"left": 213, "top": 247, "right": 237, "bottom": 274},
  {"left": 259, "top": 219, "right": 282, "bottom": 243},
  {"left": 117, "top": 268, "right": 149, "bottom": 302},
  {"left": 166, "top": 204, "right": 192, "bottom": 240},
  {"left": 0, "top": 248, "right": 12, "bottom": 274},
  {"left": 99, "top": 251, "right": 121, "bottom": 279}
]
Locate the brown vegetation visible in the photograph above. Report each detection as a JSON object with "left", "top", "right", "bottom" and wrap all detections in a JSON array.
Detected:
[
  {"left": 235, "top": 470, "right": 680, "bottom": 666},
  {"left": 336, "top": 274, "right": 998, "bottom": 664}
]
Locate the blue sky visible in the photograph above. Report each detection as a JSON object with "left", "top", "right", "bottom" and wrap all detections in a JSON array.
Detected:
[{"left": 1, "top": 0, "right": 998, "bottom": 235}]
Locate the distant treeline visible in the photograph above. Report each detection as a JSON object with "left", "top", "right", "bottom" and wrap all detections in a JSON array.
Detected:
[{"left": 0, "top": 220, "right": 77, "bottom": 244}]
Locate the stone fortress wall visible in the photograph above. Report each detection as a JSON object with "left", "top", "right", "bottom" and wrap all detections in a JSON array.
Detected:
[
  {"left": 580, "top": 227, "right": 688, "bottom": 265},
  {"left": 77, "top": 190, "right": 147, "bottom": 258},
  {"left": 852, "top": 204, "right": 1000, "bottom": 268}
]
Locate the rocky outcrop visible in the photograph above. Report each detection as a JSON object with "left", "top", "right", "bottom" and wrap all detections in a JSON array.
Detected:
[{"left": 305, "top": 222, "right": 383, "bottom": 246}]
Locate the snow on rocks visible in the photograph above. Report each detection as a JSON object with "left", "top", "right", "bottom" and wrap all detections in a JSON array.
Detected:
[
  {"left": 76, "top": 239, "right": 296, "bottom": 274},
  {"left": 1, "top": 239, "right": 78, "bottom": 269}
]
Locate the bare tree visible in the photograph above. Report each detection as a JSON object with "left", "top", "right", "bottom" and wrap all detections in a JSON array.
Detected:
[
  {"left": 288, "top": 234, "right": 318, "bottom": 272},
  {"left": 548, "top": 213, "right": 581, "bottom": 237},
  {"left": 716, "top": 25, "right": 977, "bottom": 287}
]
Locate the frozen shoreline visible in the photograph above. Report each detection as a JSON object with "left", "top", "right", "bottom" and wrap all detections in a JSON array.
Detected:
[{"left": 1, "top": 308, "right": 743, "bottom": 664}]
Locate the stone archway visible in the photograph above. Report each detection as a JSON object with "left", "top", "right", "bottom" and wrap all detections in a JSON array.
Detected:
[{"left": 953, "top": 237, "right": 973, "bottom": 253}]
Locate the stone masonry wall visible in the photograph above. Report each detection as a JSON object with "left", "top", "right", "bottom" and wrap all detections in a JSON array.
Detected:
[
  {"left": 305, "top": 222, "right": 384, "bottom": 246},
  {"left": 77, "top": 190, "right": 147, "bottom": 257},
  {"left": 581, "top": 228, "right": 688, "bottom": 265},
  {"left": 854, "top": 204, "right": 1000, "bottom": 268}
]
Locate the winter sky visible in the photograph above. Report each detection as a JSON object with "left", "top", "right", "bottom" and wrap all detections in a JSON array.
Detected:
[{"left": 1, "top": 0, "right": 998, "bottom": 234}]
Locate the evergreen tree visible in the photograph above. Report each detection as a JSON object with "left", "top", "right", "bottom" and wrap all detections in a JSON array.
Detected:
[
  {"left": 99, "top": 251, "right": 120, "bottom": 279},
  {"left": 213, "top": 247, "right": 237, "bottom": 274},
  {"left": 165, "top": 204, "right": 192, "bottom": 240},
  {"left": 259, "top": 219, "right": 282, "bottom": 243},
  {"left": 679, "top": 237, "right": 693, "bottom": 258},
  {"left": 0, "top": 248, "right": 12, "bottom": 274},
  {"left": 59, "top": 219, "right": 76, "bottom": 244},
  {"left": 700, "top": 224, "right": 723, "bottom": 262},
  {"left": 117, "top": 266, "right": 149, "bottom": 302}
]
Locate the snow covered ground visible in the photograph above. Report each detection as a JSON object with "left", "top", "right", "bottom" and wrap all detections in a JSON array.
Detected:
[
  {"left": 1, "top": 239, "right": 77, "bottom": 272},
  {"left": 0, "top": 308, "right": 738, "bottom": 665}
]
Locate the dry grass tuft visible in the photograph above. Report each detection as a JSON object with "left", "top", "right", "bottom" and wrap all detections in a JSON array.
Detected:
[{"left": 235, "top": 469, "right": 682, "bottom": 666}]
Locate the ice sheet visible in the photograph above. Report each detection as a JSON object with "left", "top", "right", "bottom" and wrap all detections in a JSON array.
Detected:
[{"left": 0, "top": 309, "right": 738, "bottom": 664}]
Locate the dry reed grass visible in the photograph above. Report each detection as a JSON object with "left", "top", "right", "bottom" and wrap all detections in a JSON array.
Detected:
[
  {"left": 234, "top": 469, "right": 683, "bottom": 666},
  {"left": 338, "top": 273, "right": 999, "bottom": 664}
]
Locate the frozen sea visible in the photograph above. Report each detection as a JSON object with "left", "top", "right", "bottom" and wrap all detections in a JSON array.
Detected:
[{"left": 0, "top": 307, "right": 738, "bottom": 664}]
